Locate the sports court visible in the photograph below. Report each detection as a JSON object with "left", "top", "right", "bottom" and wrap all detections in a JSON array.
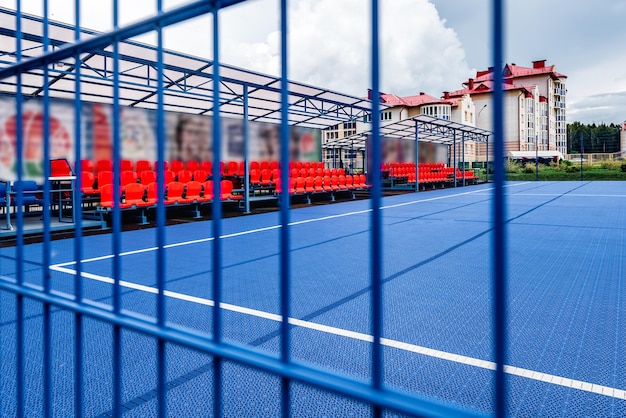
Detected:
[{"left": 1, "top": 180, "right": 624, "bottom": 416}]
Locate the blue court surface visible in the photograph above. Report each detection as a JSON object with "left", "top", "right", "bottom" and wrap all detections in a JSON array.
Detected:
[{"left": 1, "top": 181, "right": 625, "bottom": 417}]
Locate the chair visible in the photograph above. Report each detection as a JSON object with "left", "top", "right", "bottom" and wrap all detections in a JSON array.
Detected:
[
  {"left": 294, "top": 177, "right": 306, "bottom": 194},
  {"left": 185, "top": 160, "right": 200, "bottom": 172},
  {"left": 120, "top": 171, "right": 138, "bottom": 186},
  {"left": 330, "top": 176, "right": 340, "bottom": 191},
  {"left": 314, "top": 176, "right": 325, "bottom": 193},
  {"left": 270, "top": 169, "right": 280, "bottom": 185},
  {"left": 80, "top": 159, "right": 94, "bottom": 174},
  {"left": 51, "top": 159, "right": 72, "bottom": 177},
  {"left": 135, "top": 160, "right": 152, "bottom": 173},
  {"left": 226, "top": 161, "right": 238, "bottom": 177},
  {"left": 193, "top": 169, "right": 208, "bottom": 182},
  {"left": 200, "top": 161, "right": 213, "bottom": 173},
  {"left": 138, "top": 182, "right": 159, "bottom": 207},
  {"left": 259, "top": 169, "right": 272, "bottom": 186},
  {"left": 260, "top": 161, "right": 270, "bottom": 170},
  {"left": 98, "top": 184, "right": 116, "bottom": 209},
  {"left": 165, "top": 182, "right": 185, "bottom": 204},
  {"left": 120, "top": 159, "right": 134, "bottom": 172},
  {"left": 322, "top": 176, "right": 332, "bottom": 192},
  {"left": 95, "top": 159, "right": 113, "bottom": 173},
  {"left": 185, "top": 181, "right": 205, "bottom": 202},
  {"left": 250, "top": 161, "right": 260, "bottom": 171},
  {"left": 122, "top": 182, "right": 146, "bottom": 208},
  {"left": 359, "top": 174, "right": 370, "bottom": 188},
  {"left": 338, "top": 175, "right": 348, "bottom": 191},
  {"left": 345, "top": 175, "right": 354, "bottom": 189},
  {"left": 305, "top": 176, "right": 316, "bottom": 193},
  {"left": 164, "top": 170, "right": 176, "bottom": 184},
  {"left": 81, "top": 171, "right": 97, "bottom": 195},
  {"left": 220, "top": 179, "right": 242, "bottom": 200},
  {"left": 169, "top": 160, "right": 185, "bottom": 173},
  {"left": 139, "top": 170, "right": 157, "bottom": 185},
  {"left": 237, "top": 161, "right": 246, "bottom": 177},
  {"left": 97, "top": 170, "right": 114, "bottom": 189},
  {"left": 269, "top": 161, "right": 279, "bottom": 171},
  {"left": 176, "top": 170, "right": 193, "bottom": 183},
  {"left": 203, "top": 181, "right": 214, "bottom": 200},
  {"left": 250, "top": 169, "right": 261, "bottom": 186}
]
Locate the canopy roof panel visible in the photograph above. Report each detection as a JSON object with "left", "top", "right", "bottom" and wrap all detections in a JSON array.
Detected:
[
  {"left": 0, "top": 3, "right": 491, "bottom": 146},
  {"left": 0, "top": 5, "right": 375, "bottom": 129}
]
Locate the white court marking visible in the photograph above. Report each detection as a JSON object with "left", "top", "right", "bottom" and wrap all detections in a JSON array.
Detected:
[
  {"left": 47, "top": 264, "right": 626, "bottom": 401},
  {"left": 50, "top": 181, "right": 626, "bottom": 400}
]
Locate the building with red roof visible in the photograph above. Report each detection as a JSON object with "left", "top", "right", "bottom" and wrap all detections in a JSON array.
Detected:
[{"left": 449, "top": 59, "right": 567, "bottom": 157}]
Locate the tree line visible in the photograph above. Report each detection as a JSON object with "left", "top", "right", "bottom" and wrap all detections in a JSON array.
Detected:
[{"left": 567, "top": 122, "right": 621, "bottom": 154}]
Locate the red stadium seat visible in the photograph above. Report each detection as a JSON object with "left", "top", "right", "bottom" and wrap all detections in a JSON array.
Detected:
[
  {"left": 80, "top": 159, "right": 94, "bottom": 174},
  {"left": 120, "top": 159, "right": 133, "bottom": 172},
  {"left": 135, "top": 160, "right": 152, "bottom": 173},
  {"left": 81, "top": 171, "right": 97, "bottom": 195},
  {"left": 185, "top": 181, "right": 205, "bottom": 202},
  {"left": 97, "top": 170, "right": 114, "bottom": 188},
  {"left": 176, "top": 170, "right": 193, "bottom": 183},
  {"left": 203, "top": 181, "right": 214, "bottom": 200},
  {"left": 305, "top": 176, "right": 316, "bottom": 193},
  {"left": 120, "top": 171, "right": 138, "bottom": 186},
  {"left": 96, "top": 159, "right": 113, "bottom": 173},
  {"left": 165, "top": 182, "right": 185, "bottom": 204},
  {"left": 170, "top": 160, "right": 184, "bottom": 173},
  {"left": 314, "top": 176, "right": 324, "bottom": 193},
  {"left": 139, "top": 170, "right": 156, "bottom": 185},
  {"left": 186, "top": 160, "right": 200, "bottom": 172},
  {"left": 193, "top": 169, "right": 209, "bottom": 182},
  {"left": 294, "top": 177, "right": 306, "bottom": 194},
  {"left": 122, "top": 182, "right": 146, "bottom": 208}
]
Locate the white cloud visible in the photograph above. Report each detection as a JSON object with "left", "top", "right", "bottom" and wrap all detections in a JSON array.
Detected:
[{"left": 224, "top": 0, "right": 472, "bottom": 98}]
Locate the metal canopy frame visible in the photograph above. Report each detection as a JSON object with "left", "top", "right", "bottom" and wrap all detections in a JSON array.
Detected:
[
  {"left": 0, "top": 5, "right": 375, "bottom": 129},
  {"left": 325, "top": 114, "right": 492, "bottom": 151}
]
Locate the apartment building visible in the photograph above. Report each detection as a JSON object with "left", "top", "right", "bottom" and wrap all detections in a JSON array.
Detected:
[{"left": 449, "top": 59, "right": 567, "bottom": 157}]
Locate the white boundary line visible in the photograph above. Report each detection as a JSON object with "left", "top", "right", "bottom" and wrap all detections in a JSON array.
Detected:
[
  {"left": 48, "top": 265, "right": 626, "bottom": 401},
  {"left": 52, "top": 183, "right": 533, "bottom": 269}
]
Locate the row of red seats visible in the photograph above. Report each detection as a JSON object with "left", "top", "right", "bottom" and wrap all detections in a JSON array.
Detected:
[
  {"left": 67, "top": 159, "right": 326, "bottom": 177},
  {"left": 278, "top": 174, "right": 370, "bottom": 195},
  {"left": 98, "top": 179, "right": 242, "bottom": 209}
]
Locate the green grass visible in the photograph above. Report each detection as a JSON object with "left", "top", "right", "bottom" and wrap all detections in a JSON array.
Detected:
[{"left": 477, "top": 160, "right": 626, "bottom": 181}]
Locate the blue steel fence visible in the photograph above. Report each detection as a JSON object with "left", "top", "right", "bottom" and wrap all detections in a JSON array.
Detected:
[{"left": 0, "top": 1, "right": 506, "bottom": 417}]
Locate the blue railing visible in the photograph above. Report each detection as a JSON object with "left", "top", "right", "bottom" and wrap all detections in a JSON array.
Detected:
[{"left": 0, "top": 1, "right": 506, "bottom": 416}]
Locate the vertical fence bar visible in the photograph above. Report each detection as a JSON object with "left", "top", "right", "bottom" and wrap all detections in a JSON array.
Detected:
[
  {"left": 243, "top": 85, "right": 250, "bottom": 214},
  {"left": 111, "top": 2, "right": 123, "bottom": 416},
  {"left": 462, "top": 132, "right": 466, "bottom": 186},
  {"left": 41, "top": 2, "right": 53, "bottom": 415},
  {"left": 211, "top": 5, "right": 223, "bottom": 418},
  {"left": 155, "top": 1, "right": 167, "bottom": 417},
  {"left": 370, "top": 1, "right": 383, "bottom": 417},
  {"left": 414, "top": 122, "right": 419, "bottom": 191},
  {"left": 72, "top": 1, "right": 84, "bottom": 416},
  {"left": 279, "top": 0, "right": 291, "bottom": 416},
  {"left": 453, "top": 130, "right": 457, "bottom": 187},
  {"left": 491, "top": 0, "right": 507, "bottom": 416},
  {"left": 14, "top": 3, "right": 25, "bottom": 417}
]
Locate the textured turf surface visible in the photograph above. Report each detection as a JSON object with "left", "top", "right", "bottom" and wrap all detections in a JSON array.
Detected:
[{"left": 1, "top": 181, "right": 625, "bottom": 416}]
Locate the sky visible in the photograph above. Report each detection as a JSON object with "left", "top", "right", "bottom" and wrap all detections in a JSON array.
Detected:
[{"left": 5, "top": 0, "right": 626, "bottom": 125}]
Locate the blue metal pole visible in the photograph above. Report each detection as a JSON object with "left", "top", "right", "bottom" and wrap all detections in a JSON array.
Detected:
[
  {"left": 72, "top": 1, "right": 84, "bottom": 416},
  {"left": 15, "top": 2, "right": 25, "bottom": 417},
  {"left": 453, "top": 130, "right": 457, "bottom": 187},
  {"left": 414, "top": 121, "right": 419, "bottom": 191},
  {"left": 462, "top": 131, "right": 466, "bottom": 186},
  {"left": 211, "top": 5, "right": 223, "bottom": 418},
  {"left": 279, "top": 0, "right": 291, "bottom": 416},
  {"left": 156, "top": 1, "right": 167, "bottom": 417},
  {"left": 491, "top": 0, "right": 507, "bottom": 416},
  {"left": 42, "top": 2, "right": 53, "bottom": 415},
  {"left": 243, "top": 84, "right": 250, "bottom": 214},
  {"left": 370, "top": 2, "right": 384, "bottom": 417},
  {"left": 111, "top": 2, "right": 123, "bottom": 417}
]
